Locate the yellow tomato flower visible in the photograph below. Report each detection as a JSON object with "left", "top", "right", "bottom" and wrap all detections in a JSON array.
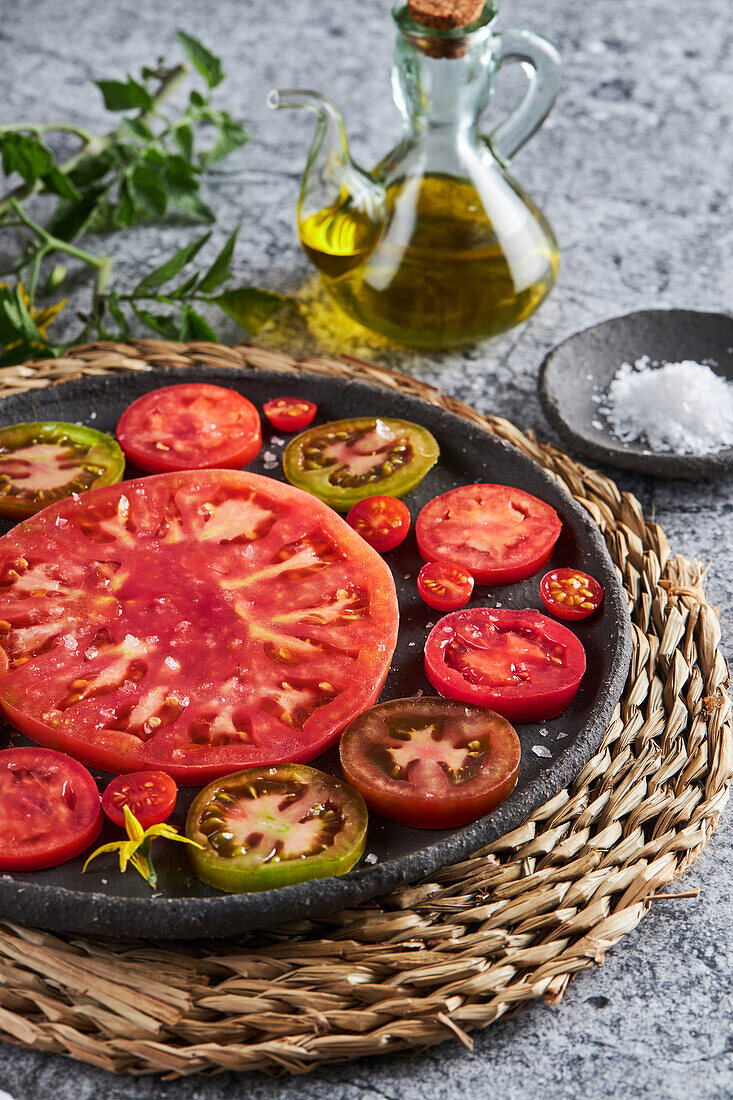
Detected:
[{"left": 83, "top": 804, "right": 202, "bottom": 889}]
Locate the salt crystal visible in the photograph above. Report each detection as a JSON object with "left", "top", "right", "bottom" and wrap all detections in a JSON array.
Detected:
[
  {"left": 89, "top": 411, "right": 97, "bottom": 420},
  {"left": 364, "top": 853, "right": 379, "bottom": 864},
  {"left": 270, "top": 436, "right": 285, "bottom": 446},
  {"left": 556, "top": 732, "right": 567, "bottom": 740},
  {"left": 532, "top": 744, "right": 552, "bottom": 758},
  {"left": 601, "top": 358, "right": 733, "bottom": 455},
  {"left": 538, "top": 726, "right": 548, "bottom": 737},
  {"left": 263, "top": 450, "right": 278, "bottom": 463}
]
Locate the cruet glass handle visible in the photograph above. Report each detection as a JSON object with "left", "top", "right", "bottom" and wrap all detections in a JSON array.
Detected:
[{"left": 488, "top": 29, "right": 562, "bottom": 163}]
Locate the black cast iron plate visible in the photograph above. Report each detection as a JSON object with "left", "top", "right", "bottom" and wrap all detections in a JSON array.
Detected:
[{"left": 0, "top": 365, "right": 632, "bottom": 939}]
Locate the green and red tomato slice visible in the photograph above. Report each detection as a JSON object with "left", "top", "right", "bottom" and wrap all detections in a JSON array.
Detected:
[
  {"left": 186, "top": 763, "right": 367, "bottom": 892},
  {"left": 102, "top": 770, "right": 178, "bottom": 829},
  {"left": 283, "top": 417, "right": 439, "bottom": 511},
  {"left": 0, "top": 469, "right": 398, "bottom": 784},
  {"left": 0, "top": 421, "right": 125, "bottom": 519},
  {"left": 263, "top": 397, "right": 318, "bottom": 433},
  {"left": 540, "top": 568, "right": 603, "bottom": 621},
  {"left": 416, "top": 483, "right": 561, "bottom": 585},
  {"left": 417, "top": 560, "right": 474, "bottom": 611},
  {"left": 424, "top": 608, "right": 586, "bottom": 722},
  {"left": 346, "top": 495, "right": 410, "bottom": 553},
  {"left": 0, "top": 746, "right": 102, "bottom": 870},
  {"left": 340, "top": 698, "right": 520, "bottom": 829},
  {"left": 116, "top": 383, "right": 262, "bottom": 473}
]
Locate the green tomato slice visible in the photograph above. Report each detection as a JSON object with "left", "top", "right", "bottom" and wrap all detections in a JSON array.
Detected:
[
  {"left": 0, "top": 422, "right": 125, "bottom": 519},
  {"left": 186, "top": 764, "right": 368, "bottom": 893},
  {"left": 283, "top": 416, "right": 439, "bottom": 511}
]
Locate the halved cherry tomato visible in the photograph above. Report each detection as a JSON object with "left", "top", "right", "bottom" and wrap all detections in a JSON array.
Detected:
[
  {"left": 0, "top": 421, "right": 125, "bottom": 519},
  {"left": 417, "top": 560, "right": 474, "bottom": 611},
  {"left": 540, "top": 568, "right": 604, "bottom": 621},
  {"left": 283, "top": 417, "right": 439, "bottom": 512},
  {"left": 0, "top": 469, "right": 398, "bottom": 785},
  {"left": 102, "top": 770, "right": 178, "bottom": 829},
  {"left": 424, "top": 608, "right": 586, "bottom": 722},
  {"left": 116, "top": 383, "right": 262, "bottom": 473},
  {"left": 416, "top": 484, "right": 561, "bottom": 585},
  {"left": 186, "top": 763, "right": 367, "bottom": 892},
  {"left": 263, "top": 397, "right": 318, "bottom": 433},
  {"left": 346, "top": 495, "right": 410, "bottom": 553},
  {"left": 340, "top": 697, "right": 520, "bottom": 829},
  {"left": 0, "top": 747, "right": 102, "bottom": 870}
]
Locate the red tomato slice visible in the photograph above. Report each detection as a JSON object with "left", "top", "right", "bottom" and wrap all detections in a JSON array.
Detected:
[
  {"left": 424, "top": 608, "right": 586, "bottom": 722},
  {"left": 102, "top": 770, "right": 178, "bottom": 829},
  {"left": 340, "top": 698, "right": 520, "bottom": 829},
  {"left": 0, "top": 469, "right": 398, "bottom": 785},
  {"left": 116, "top": 383, "right": 262, "bottom": 473},
  {"left": 416, "top": 484, "right": 561, "bottom": 585},
  {"left": 346, "top": 495, "right": 410, "bottom": 553},
  {"left": 0, "top": 747, "right": 102, "bottom": 870},
  {"left": 417, "top": 560, "right": 474, "bottom": 611},
  {"left": 263, "top": 397, "right": 318, "bottom": 433},
  {"left": 540, "top": 568, "right": 604, "bottom": 621}
]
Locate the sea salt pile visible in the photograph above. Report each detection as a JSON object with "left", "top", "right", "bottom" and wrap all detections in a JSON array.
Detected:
[{"left": 601, "top": 357, "right": 733, "bottom": 455}]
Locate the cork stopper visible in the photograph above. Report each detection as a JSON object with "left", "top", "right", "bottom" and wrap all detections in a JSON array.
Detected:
[{"left": 406, "top": 0, "right": 486, "bottom": 30}]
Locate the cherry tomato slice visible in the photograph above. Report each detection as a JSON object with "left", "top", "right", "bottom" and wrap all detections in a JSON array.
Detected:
[
  {"left": 340, "top": 697, "right": 520, "bottom": 829},
  {"left": 0, "top": 747, "right": 102, "bottom": 870},
  {"left": 0, "top": 421, "right": 125, "bottom": 519},
  {"left": 116, "top": 383, "right": 262, "bottom": 473},
  {"left": 417, "top": 560, "right": 474, "bottom": 611},
  {"left": 102, "top": 770, "right": 178, "bottom": 829},
  {"left": 283, "top": 417, "right": 439, "bottom": 512},
  {"left": 424, "top": 608, "right": 586, "bottom": 723},
  {"left": 346, "top": 495, "right": 410, "bottom": 553},
  {"left": 186, "top": 763, "right": 367, "bottom": 893},
  {"left": 540, "top": 568, "right": 604, "bottom": 621},
  {"left": 416, "top": 483, "right": 561, "bottom": 585},
  {"left": 263, "top": 397, "right": 318, "bottom": 433}
]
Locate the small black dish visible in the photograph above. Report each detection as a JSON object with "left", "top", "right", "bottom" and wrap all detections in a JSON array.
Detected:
[{"left": 539, "top": 309, "right": 733, "bottom": 479}]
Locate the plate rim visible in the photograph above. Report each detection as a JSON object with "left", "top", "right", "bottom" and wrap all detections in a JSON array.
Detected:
[{"left": 0, "top": 365, "right": 634, "bottom": 939}]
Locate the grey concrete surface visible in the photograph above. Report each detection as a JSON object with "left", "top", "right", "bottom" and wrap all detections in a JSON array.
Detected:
[{"left": 0, "top": 0, "right": 731, "bottom": 1096}]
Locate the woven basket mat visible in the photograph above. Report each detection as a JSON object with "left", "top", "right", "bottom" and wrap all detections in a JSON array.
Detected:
[{"left": 0, "top": 339, "right": 730, "bottom": 1079}]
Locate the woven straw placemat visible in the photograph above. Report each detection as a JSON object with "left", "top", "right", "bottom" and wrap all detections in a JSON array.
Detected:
[{"left": 0, "top": 340, "right": 729, "bottom": 1078}]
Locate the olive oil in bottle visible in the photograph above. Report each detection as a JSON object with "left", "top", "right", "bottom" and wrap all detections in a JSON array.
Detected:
[{"left": 299, "top": 175, "right": 559, "bottom": 351}]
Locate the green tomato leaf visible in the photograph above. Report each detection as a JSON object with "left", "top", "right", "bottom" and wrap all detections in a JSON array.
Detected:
[
  {"left": 0, "top": 284, "right": 47, "bottom": 347},
  {"left": 0, "top": 133, "right": 54, "bottom": 184},
  {"left": 134, "top": 231, "right": 212, "bottom": 293},
  {"left": 96, "top": 78, "right": 155, "bottom": 112},
  {"left": 42, "top": 166, "right": 80, "bottom": 201},
  {"left": 45, "top": 183, "right": 109, "bottom": 242},
  {"left": 213, "top": 287, "right": 293, "bottom": 334},
  {"left": 106, "top": 291, "right": 130, "bottom": 338},
  {"left": 129, "top": 163, "right": 168, "bottom": 217},
  {"left": 172, "top": 123, "right": 194, "bottom": 161},
  {"left": 132, "top": 305, "right": 181, "bottom": 340},
  {"left": 176, "top": 31, "right": 224, "bottom": 89},
  {"left": 199, "top": 115, "right": 249, "bottom": 168},
  {"left": 197, "top": 224, "right": 240, "bottom": 293},
  {"left": 68, "top": 149, "right": 117, "bottom": 188}
]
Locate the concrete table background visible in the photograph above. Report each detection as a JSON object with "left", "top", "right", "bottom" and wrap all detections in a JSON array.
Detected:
[{"left": 0, "top": 0, "right": 731, "bottom": 1095}]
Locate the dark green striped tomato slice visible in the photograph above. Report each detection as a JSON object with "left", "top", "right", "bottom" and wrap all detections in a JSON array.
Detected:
[
  {"left": 0, "top": 422, "right": 125, "bottom": 519},
  {"left": 186, "top": 764, "right": 367, "bottom": 893},
  {"left": 340, "top": 697, "right": 520, "bottom": 829},
  {"left": 283, "top": 417, "right": 439, "bottom": 512}
]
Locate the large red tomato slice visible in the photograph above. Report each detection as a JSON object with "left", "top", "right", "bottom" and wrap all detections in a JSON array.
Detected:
[
  {"left": 116, "top": 383, "right": 262, "bottom": 473},
  {"left": 0, "top": 470, "right": 398, "bottom": 784},
  {"left": 416, "top": 484, "right": 561, "bottom": 585},
  {"left": 424, "top": 608, "right": 586, "bottom": 722},
  {"left": 0, "top": 747, "right": 102, "bottom": 870}
]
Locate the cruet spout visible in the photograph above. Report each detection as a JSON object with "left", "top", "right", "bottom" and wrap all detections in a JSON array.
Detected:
[{"left": 267, "top": 89, "right": 385, "bottom": 252}]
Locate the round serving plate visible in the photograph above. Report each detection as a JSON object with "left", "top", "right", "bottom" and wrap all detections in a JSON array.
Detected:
[{"left": 0, "top": 364, "right": 632, "bottom": 939}]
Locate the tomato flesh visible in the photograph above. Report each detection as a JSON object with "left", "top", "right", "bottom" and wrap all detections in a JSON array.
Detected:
[
  {"left": 416, "top": 484, "right": 561, "bottom": 585},
  {"left": 116, "top": 383, "right": 262, "bottom": 473},
  {"left": 0, "top": 747, "right": 102, "bottom": 870},
  {"left": 263, "top": 397, "right": 318, "bottom": 433},
  {"left": 0, "top": 469, "right": 398, "bottom": 785},
  {"left": 346, "top": 495, "right": 410, "bottom": 553},
  {"left": 101, "top": 770, "right": 178, "bottom": 829},
  {"left": 186, "top": 763, "right": 367, "bottom": 892},
  {"left": 0, "top": 422, "right": 125, "bottom": 519},
  {"left": 424, "top": 608, "right": 586, "bottom": 722},
  {"left": 283, "top": 417, "right": 439, "bottom": 512},
  {"left": 417, "top": 560, "right": 474, "bottom": 611},
  {"left": 340, "top": 698, "right": 520, "bottom": 829},
  {"left": 540, "top": 568, "right": 604, "bottom": 621}
]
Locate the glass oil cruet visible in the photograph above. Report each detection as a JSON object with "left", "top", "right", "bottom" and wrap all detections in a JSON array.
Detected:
[{"left": 268, "top": 0, "right": 562, "bottom": 351}]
